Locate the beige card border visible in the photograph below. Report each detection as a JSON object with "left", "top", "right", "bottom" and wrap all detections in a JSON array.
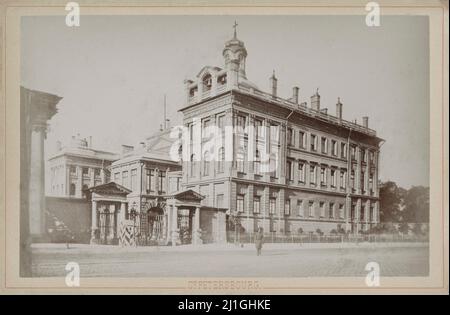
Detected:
[{"left": 0, "top": 0, "right": 448, "bottom": 295}]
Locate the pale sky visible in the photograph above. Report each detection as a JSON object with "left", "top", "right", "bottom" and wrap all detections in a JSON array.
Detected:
[{"left": 21, "top": 15, "right": 429, "bottom": 188}]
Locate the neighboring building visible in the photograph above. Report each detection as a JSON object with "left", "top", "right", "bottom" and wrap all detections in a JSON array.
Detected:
[
  {"left": 179, "top": 27, "right": 383, "bottom": 235},
  {"left": 47, "top": 134, "right": 118, "bottom": 198}
]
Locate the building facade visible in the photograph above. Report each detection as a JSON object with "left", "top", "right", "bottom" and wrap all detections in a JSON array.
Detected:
[
  {"left": 47, "top": 134, "right": 118, "bottom": 198},
  {"left": 180, "top": 29, "right": 382, "bottom": 236}
]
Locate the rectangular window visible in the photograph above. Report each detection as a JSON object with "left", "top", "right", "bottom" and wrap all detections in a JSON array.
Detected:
[
  {"left": 217, "top": 115, "right": 225, "bottom": 131},
  {"left": 299, "top": 131, "right": 306, "bottom": 149},
  {"left": 361, "top": 206, "right": 365, "bottom": 221},
  {"left": 310, "top": 134, "right": 317, "bottom": 151},
  {"left": 70, "top": 166, "right": 77, "bottom": 175},
  {"left": 321, "top": 137, "right": 328, "bottom": 154},
  {"left": 146, "top": 169, "right": 153, "bottom": 192},
  {"left": 341, "top": 143, "right": 347, "bottom": 159},
  {"left": 331, "top": 169, "right": 337, "bottom": 187},
  {"left": 253, "top": 197, "right": 261, "bottom": 214},
  {"left": 287, "top": 128, "right": 294, "bottom": 146},
  {"left": 94, "top": 168, "right": 101, "bottom": 177},
  {"left": 237, "top": 195, "right": 245, "bottom": 213},
  {"left": 216, "top": 194, "right": 224, "bottom": 208},
  {"left": 370, "top": 205, "right": 375, "bottom": 221},
  {"left": 331, "top": 140, "right": 337, "bottom": 156},
  {"left": 286, "top": 161, "right": 293, "bottom": 181},
  {"left": 298, "top": 162, "right": 305, "bottom": 183},
  {"left": 361, "top": 149, "right": 366, "bottom": 163},
  {"left": 361, "top": 171, "right": 365, "bottom": 193},
  {"left": 329, "top": 203, "right": 335, "bottom": 219},
  {"left": 284, "top": 199, "right": 291, "bottom": 215},
  {"left": 320, "top": 202, "right": 326, "bottom": 217},
  {"left": 350, "top": 170, "right": 355, "bottom": 190},
  {"left": 297, "top": 200, "right": 304, "bottom": 217},
  {"left": 310, "top": 164, "right": 317, "bottom": 185},
  {"left": 350, "top": 145, "right": 356, "bottom": 160},
  {"left": 308, "top": 201, "right": 314, "bottom": 217},
  {"left": 254, "top": 119, "right": 263, "bottom": 139},
  {"left": 340, "top": 170, "right": 347, "bottom": 189},
  {"left": 130, "top": 169, "right": 137, "bottom": 190},
  {"left": 202, "top": 119, "right": 211, "bottom": 139},
  {"left": 82, "top": 167, "right": 89, "bottom": 176},
  {"left": 122, "top": 171, "right": 128, "bottom": 187},
  {"left": 339, "top": 204, "right": 345, "bottom": 219},
  {"left": 269, "top": 198, "right": 276, "bottom": 215},
  {"left": 159, "top": 171, "right": 167, "bottom": 193},
  {"left": 320, "top": 167, "right": 327, "bottom": 186},
  {"left": 270, "top": 124, "right": 279, "bottom": 143},
  {"left": 236, "top": 115, "right": 246, "bottom": 130},
  {"left": 114, "top": 172, "right": 120, "bottom": 183}
]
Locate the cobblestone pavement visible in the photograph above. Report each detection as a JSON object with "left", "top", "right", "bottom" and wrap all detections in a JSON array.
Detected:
[{"left": 31, "top": 243, "right": 429, "bottom": 277}]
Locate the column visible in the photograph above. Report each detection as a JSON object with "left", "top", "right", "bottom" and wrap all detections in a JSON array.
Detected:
[
  {"left": 171, "top": 205, "right": 180, "bottom": 246},
  {"left": 277, "top": 189, "right": 285, "bottom": 233},
  {"left": 90, "top": 200, "right": 98, "bottom": 243},
  {"left": 76, "top": 166, "right": 82, "bottom": 198},
  {"left": 192, "top": 207, "right": 202, "bottom": 245},
  {"left": 29, "top": 125, "right": 46, "bottom": 238},
  {"left": 100, "top": 168, "right": 105, "bottom": 184},
  {"left": 89, "top": 167, "right": 95, "bottom": 188},
  {"left": 65, "top": 165, "right": 70, "bottom": 196},
  {"left": 374, "top": 150, "right": 379, "bottom": 197},
  {"left": 279, "top": 123, "right": 286, "bottom": 184},
  {"left": 356, "top": 146, "right": 362, "bottom": 194},
  {"left": 120, "top": 202, "right": 127, "bottom": 222},
  {"left": 355, "top": 198, "right": 362, "bottom": 233},
  {"left": 247, "top": 184, "right": 254, "bottom": 232},
  {"left": 247, "top": 114, "right": 255, "bottom": 174}
]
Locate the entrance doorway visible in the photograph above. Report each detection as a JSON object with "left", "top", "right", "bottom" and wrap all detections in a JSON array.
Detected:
[{"left": 177, "top": 208, "right": 192, "bottom": 244}]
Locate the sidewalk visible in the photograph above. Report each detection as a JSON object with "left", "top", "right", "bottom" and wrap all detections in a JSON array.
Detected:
[{"left": 31, "top": 241, "right": 429, "bottom": 254}]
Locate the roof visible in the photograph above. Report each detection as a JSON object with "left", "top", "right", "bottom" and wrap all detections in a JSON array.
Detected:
[
  {"left": 163, "top": 189, "right": 204, "bottom": 201},
  {"left": 85, "top": 181, "right": 131, "bottom": 195},
  {"left": 49, "top": 146, "right": 119, "bottom": 162}
]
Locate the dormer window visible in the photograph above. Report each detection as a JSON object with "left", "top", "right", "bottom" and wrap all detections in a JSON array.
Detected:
[
  {"left": 218, "top": 74, "right": 227, "bottom": 85},
  {"left": 202, "top": 74, "right": 212, "bottom": 91},
  {"left": 189, "top": 86, "right": 197, "bottom": 97}
]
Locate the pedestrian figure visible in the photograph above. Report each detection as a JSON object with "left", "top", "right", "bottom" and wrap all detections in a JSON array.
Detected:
[{"left": 254, "top": 227, "right": 264, "bottom": 256}]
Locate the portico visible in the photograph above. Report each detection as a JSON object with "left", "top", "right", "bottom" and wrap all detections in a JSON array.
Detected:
[{"left": 164, "top": 190, "right": 204, "bottom": 246}]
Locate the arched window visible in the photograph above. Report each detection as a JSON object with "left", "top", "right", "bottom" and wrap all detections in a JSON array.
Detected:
[
  {"left": 202, "top": 74, "right": 212, "bottom": 91},
  {"left": 70, "top": 183, "right": 76, "bottom": 196},
  {"left": 217, "top": 147, "right": 225, "bottom": 173},
  {"left": 203, "top": 151, "right": 210, "bottom": 176}
]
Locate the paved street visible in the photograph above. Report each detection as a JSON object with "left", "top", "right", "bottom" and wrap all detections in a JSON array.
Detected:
[{"left": 31, "top": 243, "right": 429, "bottom": 277}]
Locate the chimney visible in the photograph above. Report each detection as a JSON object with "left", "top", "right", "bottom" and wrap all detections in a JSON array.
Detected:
[
  {"left": 292, "top": 86, "right": 299, "bottom": 104},
  {"left": 336, "top": 97, "right": 343, "bottom": 121},
  {"left": 311, "top": 88, "right": 320, "bottom": 111},
  {"left": 270, "top": 70, "right": 277, "bottom": 98},
  {"left": 362, "top": 116, "right": 369, "bottom": 128},
  {"left": 322, "top": 108, "right": 328, "bottom": 115}
]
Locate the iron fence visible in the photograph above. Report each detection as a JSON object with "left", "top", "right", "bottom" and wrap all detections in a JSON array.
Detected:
[{"left": 226, "top": 232, "right": 429, "bottom": 244}]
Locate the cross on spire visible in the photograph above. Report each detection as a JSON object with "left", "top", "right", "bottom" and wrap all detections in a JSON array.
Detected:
[{"left": 233, "top": 20, "right": 238, "bottom": 38}]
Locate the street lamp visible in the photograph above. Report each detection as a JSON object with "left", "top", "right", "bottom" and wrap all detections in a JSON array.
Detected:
[{"left": 130, "top": 201, "right": 139, "bottom": 246}]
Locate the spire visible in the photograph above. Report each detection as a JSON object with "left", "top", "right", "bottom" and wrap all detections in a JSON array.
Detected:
[{"left": 233, "top": 20, "right": 238, "bottom": 39}]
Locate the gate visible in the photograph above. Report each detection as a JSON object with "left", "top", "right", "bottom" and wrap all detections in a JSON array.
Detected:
[{"left": 99, "top": 209, "right": 115, "bottom": 245}]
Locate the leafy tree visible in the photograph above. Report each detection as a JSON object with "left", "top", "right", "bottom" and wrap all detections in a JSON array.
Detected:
[
  {"left": 402, "top": 186, "right": 429, "bottom": 223},
  {"left": 379, "top": 181, "right": 405, "bottom": 222}
]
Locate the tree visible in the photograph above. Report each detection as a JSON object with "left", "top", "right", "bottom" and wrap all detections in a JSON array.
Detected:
[
  {"left": 402, "top": 186, "right": 429, "bottom": 223},
  {"left": 379, "top": 181, "right": 404, "bottom": 222}
]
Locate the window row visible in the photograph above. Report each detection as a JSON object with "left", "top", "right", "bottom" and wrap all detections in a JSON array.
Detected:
[{"left": 236, "top": 195, "right": 346, "bottom": 220}]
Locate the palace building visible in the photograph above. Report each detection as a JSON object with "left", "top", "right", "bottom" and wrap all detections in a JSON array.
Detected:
[{"left": 46, "top": 26, "right": 382, "bottom": 246}]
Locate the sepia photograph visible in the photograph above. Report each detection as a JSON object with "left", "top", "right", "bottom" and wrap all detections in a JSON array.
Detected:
[{"left": 1, "top": 0, "right": 448, "bottom": 296}]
